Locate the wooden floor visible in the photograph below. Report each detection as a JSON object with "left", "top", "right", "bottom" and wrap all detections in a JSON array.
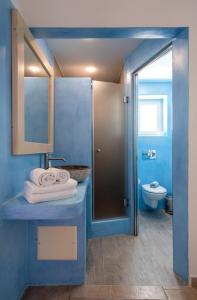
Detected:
[
  {"left": 23, "top": 210, "right": 194, "bottom": 300},
  {"left": 22, "top": 285, "right": 197, "bottom": 300},
  {"left": 87, "top": 210, "right": 184, "bottom": 286}
]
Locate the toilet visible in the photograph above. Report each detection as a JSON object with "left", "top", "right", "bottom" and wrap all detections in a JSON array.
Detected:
[{"left": 142, "top": 183, "right": 167, "bottom": 209}]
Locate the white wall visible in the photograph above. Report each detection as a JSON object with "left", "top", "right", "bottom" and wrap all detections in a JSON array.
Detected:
[{"left": 12, "top": 0, "right": 197, "bottom": 278}]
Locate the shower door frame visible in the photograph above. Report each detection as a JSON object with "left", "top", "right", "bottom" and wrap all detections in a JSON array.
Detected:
[
  {"left": 132, "top": 44, "right": 173, "bottom": 236},
  {"left": 91, "top": 80, "right": 130, "bottom": 237}
]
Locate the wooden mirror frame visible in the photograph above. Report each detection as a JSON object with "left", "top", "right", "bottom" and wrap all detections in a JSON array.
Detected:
[{"left": 12, "top": 9, "right": 54, "bottom": 154}]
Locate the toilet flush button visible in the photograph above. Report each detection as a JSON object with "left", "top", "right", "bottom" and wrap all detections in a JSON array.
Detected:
[{"left": 142, "top": 149, "right": 156, "bottom": 160}]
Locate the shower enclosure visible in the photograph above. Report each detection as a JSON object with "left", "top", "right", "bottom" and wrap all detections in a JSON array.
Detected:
[{"left": 93, "top": 80, "right": 128, "bottom": 220}]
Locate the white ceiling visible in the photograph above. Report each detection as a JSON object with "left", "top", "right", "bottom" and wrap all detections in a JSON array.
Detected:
[
  {"left": 11, "top": 0, "right": 194, "bottom": 27},
  {"left": 46, "top": 39, "right": 142, "bottom": 82},
  {"left": 11, "top": 0, "right": 173, "bottom": 81},
  {"left": 139, "top": 50, "right": 172, "bottom": 80}
]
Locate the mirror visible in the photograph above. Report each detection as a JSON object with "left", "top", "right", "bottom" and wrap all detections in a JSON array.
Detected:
[
  {"left": 12, "top": 10, "right": 54, "bottom": 154},
  {"left": 24, "top": 40, "right": 49, "bottom": 144}
]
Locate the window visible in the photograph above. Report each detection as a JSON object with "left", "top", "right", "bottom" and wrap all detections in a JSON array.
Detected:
[{"left": 138, "top": 95, "right": 167, "bottom": 136}]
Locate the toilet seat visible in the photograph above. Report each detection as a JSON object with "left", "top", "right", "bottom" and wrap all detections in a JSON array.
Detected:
[{"left": 142, "top": 184, "right": 167, "bottom": 194}]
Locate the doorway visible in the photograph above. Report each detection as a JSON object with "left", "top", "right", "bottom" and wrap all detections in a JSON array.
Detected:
[{"left": 133, "top": 47, "right": 173, "bottom": 236}]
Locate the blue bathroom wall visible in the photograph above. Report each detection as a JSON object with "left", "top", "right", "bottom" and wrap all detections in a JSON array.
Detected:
[
  {"left": 26, "top": 78, "right": 92, "bottom": 285},
  {"left": 54, "top": 78, "right": 92, "bottom": 167},
  {"left": 54, "top": 78, "right": 92, "bottom": 234},
  {"left": 0, "top": 2, "right": 57, "bottom": 298},
  {"left": 0, "top": 1, "right": 40, "bottom": 299},
  {"left": 24, "top": 77, "right": 49, "bottom": 143},
  {"left": 172, "top": 29, "right": 189, "bottom": 282},
  {"left": 137, "top": 80, "right": 172, "bottom": 210}
]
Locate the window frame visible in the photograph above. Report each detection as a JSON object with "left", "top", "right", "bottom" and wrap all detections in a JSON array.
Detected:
[{"left": 138, "top": 94, "right": 168, "bottom": 136}]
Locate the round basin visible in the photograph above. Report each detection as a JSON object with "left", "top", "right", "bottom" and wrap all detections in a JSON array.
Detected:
[{"left": 56, "top": 165, "right": 91, "bottom": 182}]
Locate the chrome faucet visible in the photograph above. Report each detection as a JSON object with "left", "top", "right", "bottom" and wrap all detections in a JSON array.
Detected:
[{"left": 44, "top": 153, "right": 66, "bottom": 169}]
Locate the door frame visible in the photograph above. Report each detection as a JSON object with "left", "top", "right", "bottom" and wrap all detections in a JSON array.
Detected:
[
  {"left": 31, "top": 27, "right": 189, "bottom": 281},
  {"left": 132, "top": 44, "right": 173, "bottom": 236},
  {"left": 91, "top": 80, "right": 131, "bottom": 238}
]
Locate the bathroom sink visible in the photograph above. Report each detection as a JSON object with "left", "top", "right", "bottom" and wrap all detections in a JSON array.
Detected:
[{"left": 55, "top": 165, "right": 91, "bottom": 182}]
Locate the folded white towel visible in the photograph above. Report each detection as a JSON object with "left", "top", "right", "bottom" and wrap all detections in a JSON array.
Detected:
[
  {"left": 30, "top": 168, "right": 56, "bottom": 186},
  {"left": 24, "top": 178, "right": 77, "bottom": 195},
  {"left": 49, "top": 168, "right": 70, "bottom": 183},
  {"left": 24, "top": 188, "right": 77, "bottom": 204}
]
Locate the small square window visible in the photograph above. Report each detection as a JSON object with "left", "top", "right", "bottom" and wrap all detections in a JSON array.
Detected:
[{"left": 138, "top": 95, "right": 167, "bottom": 136}]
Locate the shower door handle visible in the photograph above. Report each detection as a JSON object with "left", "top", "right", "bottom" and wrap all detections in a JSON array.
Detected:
[{"left": 96, "top": 148, "right": 101, "bottom": 153}]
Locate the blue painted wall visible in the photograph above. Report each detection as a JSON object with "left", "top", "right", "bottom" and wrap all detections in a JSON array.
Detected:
[
  {"left": 137, "top": 80, "right": 172, "bottom": 210},
  {"left": 0, "top": 1, "right": 40, "bottom": 299},
  {"left": 172, "top": 29, "right": 188, "bottom": 281},
  {"left": 0, "top": 2, "right": 58, "bottom": 298},
  {"left": 54, "top": 78, "right": 92, "bottom": 166},
  {"left": 54, "top": 78, "right": 92, "bottom": 234}
]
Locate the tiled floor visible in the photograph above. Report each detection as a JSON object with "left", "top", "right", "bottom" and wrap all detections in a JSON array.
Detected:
[
  {"left": 22, "top": 285, "right": 197, "bottom": 300},
  {"left": 87, "top": 210, "right": 184, "bottom": 286},
  {"left": 23, "top": 211, "right": 194, "bottom": 300}
]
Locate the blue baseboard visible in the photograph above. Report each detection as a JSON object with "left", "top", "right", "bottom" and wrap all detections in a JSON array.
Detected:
[{"left": 88, "top": 217, "right": 131, "bottom": 238}]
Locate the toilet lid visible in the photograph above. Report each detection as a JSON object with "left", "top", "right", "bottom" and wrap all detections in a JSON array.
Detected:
[{"left": 142, "top": 184, "right": 167, "bottom": 194}]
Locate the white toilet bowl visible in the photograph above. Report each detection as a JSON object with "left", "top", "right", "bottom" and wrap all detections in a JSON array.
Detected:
[{"left": 142, "top": 184, "right": 167, "bottom": 208}]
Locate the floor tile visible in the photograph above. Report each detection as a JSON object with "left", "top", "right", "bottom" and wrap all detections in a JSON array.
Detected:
[
  {"left": 70, "top": 299, "right": 111, "bottom": 300},
  {"left": 86, "top": 211, "right": 185, "bottom": 286},
  {"left": 111, "top": 285, "right": 166, "bottom": 299},
  {"left": 69, "top": 285, "right": 112, "bottom": 299},
  {"left": 164, "top": 287, "right": 197, "bottom": 300},
  {"left": 22, "top": 285, "right": 69, "bottom": 300}
]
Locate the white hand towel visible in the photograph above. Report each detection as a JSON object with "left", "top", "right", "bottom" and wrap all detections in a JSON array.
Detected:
[
  {"left": 24, "top": 178, "right": 77, "bottom": 195},
  {"left": 30, "top": 168, "right": 56, "bottom": 186},
  {"left": 24, "top": 188, "right": 77, "bottom": 204},
  {"left": 49, "top": 168, "right": 70, "bottom": 183}
]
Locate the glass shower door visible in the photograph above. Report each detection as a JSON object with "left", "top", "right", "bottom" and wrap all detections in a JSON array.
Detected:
[{"left": 93, "top": 80, "right": 127, "bottom": 220}]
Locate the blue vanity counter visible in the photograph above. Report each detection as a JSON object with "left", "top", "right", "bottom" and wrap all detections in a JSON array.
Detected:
[
  {"left": 0, "top": 178, "right": 89, "bottom": 285},
  {"left": 0, "top": 179, "right": 89, "bottom": 220}
]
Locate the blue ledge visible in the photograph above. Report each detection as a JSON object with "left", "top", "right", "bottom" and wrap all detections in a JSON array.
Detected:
[
  {"left": 88, "top": 217, "right": 130, "bottom": 238},
  {"left": 30, "top": 27, "right": 186, "bottom": 39},
  {"left": 0, "top": 179, "right": 89, "bottom": 220}
]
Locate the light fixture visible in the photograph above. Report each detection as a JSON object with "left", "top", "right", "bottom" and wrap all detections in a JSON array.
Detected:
[
  {"left": 85, "top": 66, "right": 97, "bottom": 73},
  {"left": 28, "top": 65, "right": 40, "bottom": 73}
]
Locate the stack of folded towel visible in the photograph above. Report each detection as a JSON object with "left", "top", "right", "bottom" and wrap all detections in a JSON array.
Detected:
[{"left": 24, "top": 168, "right": 77, "bottom": 204}]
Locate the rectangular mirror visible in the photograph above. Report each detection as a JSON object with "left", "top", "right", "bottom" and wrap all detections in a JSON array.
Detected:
[
  {"left": 12, "top": 10, "right": 54, "bottom": 154},
  {"left": 24, "top": 40, "right": 49, "bottom": 144}
]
